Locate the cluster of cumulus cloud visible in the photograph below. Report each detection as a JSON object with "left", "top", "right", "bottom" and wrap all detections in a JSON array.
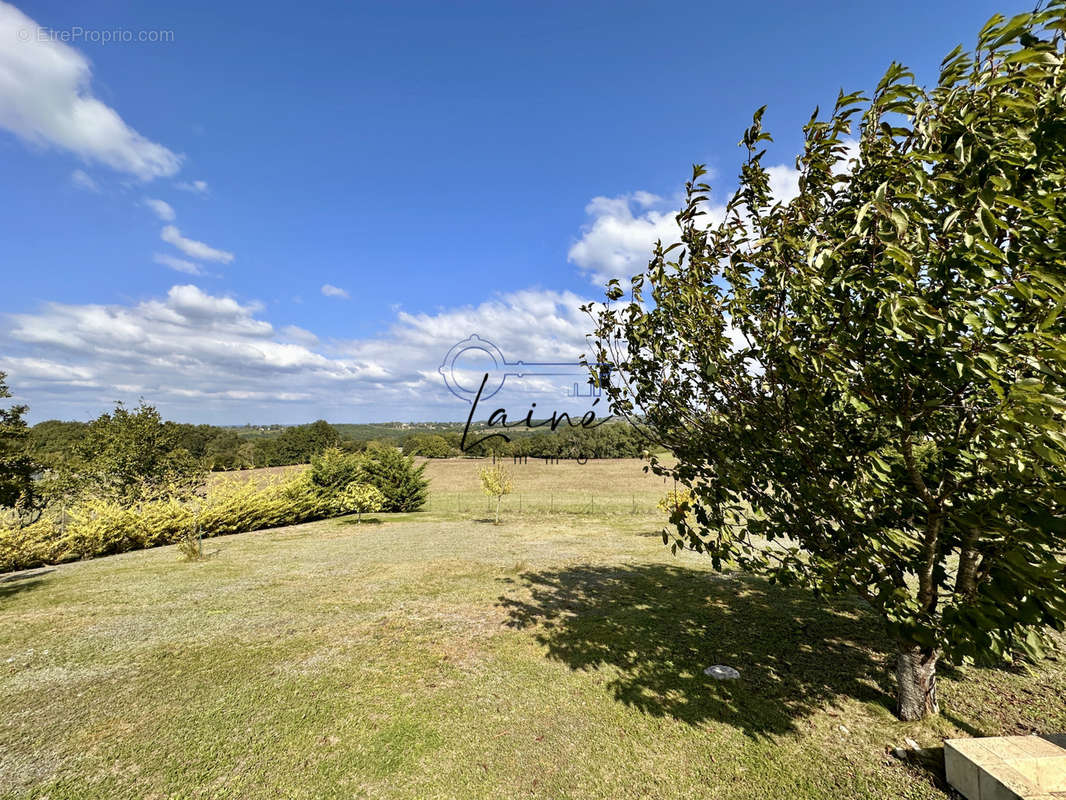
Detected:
[
  {"left": 0, "top": 0, "right": 822, "bottom": 421},
  {"left": 4, "top": 284, "right": 602, "bottom": 421},
  {"left": 0, "top": 1, "right": 228, "bottom": 278}
]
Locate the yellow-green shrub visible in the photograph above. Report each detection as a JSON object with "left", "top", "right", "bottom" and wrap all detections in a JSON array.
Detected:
[
  {"left": 657, "top": 488, "right": 693, "bottom": 514},
  {"left": 139, "top": 498, "right": 195, "bottom": 548},
  {"left": 196, "top": 473, "right": 338, "bottom": 536},
  {"left": 338, "top": 483, "right": 386, "bottom": 519},
  {"left": 0, "top": 520, "right": 57, "bottom": 572},
  {"left": 0, "top": 469, "right": 368, "bottom": 573},
  {"left": 53, "top": 499, "right": 145, "bottom": 562},
  {"left": 198, "top": 478, "right": 277, "bottom": 536}
]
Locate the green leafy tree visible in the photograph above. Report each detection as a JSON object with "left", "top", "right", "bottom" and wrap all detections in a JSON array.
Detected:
[
  {"left": 78, "top": 401, "right": 204, "bottom": 503},
  {"left": 309, "top": 447, "right": 364, "bottom": 493},
  {"left": 165, "top": 423, "right": 217, "bottom": 460},
  {"left": 402, "top": 434, "right": 453, "bottom": 458},
  {"left": 25, "top": 420, "right": 89, "bottom": 469},
  {"left": 338, "top": 438, "right": 371, "bottom": 454},
  {"left": 357, "top": 446, "right": 429, "bottom": 512},
  {"left": 204, "top": 430, "right": 253, "bottom": 470},
  {"left": 478, "top": 465, "right": 514, "bottom": 525},
  {"left": 255, "top": 420, "right": 340, "bottom": 466},
  {"left": 587, "top": 8, "right": 1066, "bottom": 721},
  {"left": 338, "top": 482, "right": 386, "bottom": 522},
  {"left": 305, "top": 419, "right": 341, "bottom": 454},
  {"left": 252, "top": 437, "right": 279, "bottom": 467},
  {"left": 163, "top": 423, "right": 252, "bottom": 471},
  {"left": 0, "top": 373, "right": 38, "bottom": 517}
]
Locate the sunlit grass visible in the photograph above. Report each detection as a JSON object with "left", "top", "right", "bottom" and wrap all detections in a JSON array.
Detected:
[{"left": 2, "top": 460, "right": 1063, "bottom": 799}]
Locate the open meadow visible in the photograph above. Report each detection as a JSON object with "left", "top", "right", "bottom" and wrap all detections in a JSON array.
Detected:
[
  {"left": 210, "top": 457, "right": 678, "bottom": 516},
  {"left": 2, "top": 459, "right": 1064, "bottom": 799}
]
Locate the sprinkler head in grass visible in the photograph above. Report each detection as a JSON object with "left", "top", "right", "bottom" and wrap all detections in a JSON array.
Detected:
[{"left": 704, "top": 665, "right": 740, "bottom": 680}]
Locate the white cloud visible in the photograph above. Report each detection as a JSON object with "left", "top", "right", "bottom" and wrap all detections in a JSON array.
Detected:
[
  {"left": 144, "top": 197, "right": 175, "bottom": 222},
  {"left": 2, "top": 285, "right": 601, "bottom": 422},
  {"left": 160, "top": 225, "right": 234, "bottom": 264},
  {"left": 0, "top": 2, "right": 181, "bottom": 179},
  {"left": 153, "top": 252, "right": 203, "bottom": 276},
  {"left": 1, "top": 356, "right": 94, "bottom": 383},
  {"left": 835, "top": 138, "right": 861, "bottom": 176},
  {"left": 381, "top": 288, "right": 593, "bottom": 362},
  {"left": 165, "top": 284, "right": 263, "bottom": 320},
  {"left": 567, "top": 146, "right": 862, "bottom": 286},
  {"left": 766, "top": 165, "right": 800, "bottom": 204},
  {"left": 175, "top": 179, "right": 208, "bottom": 194},
  {"left": 281, "top": 325, "right": 319, "bottom": 345},
  {"left": 567, "top": 192, "right": 709, "bottom": 285},
  {"left": 69, "top": 168, "right": 97, "bottom": 192},
  {"left": 763, "top": 139, "right": 860, "bottom": 204},
  {"left": 321, "top": 284, "right": 349, "bottom": 299}
]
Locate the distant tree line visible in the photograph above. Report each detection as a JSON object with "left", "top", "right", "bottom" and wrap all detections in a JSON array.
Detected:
[
  {"left": 23, "top": 412, "right": 650, "bottom": 475},
  {"left": 26, "top": 417, "right": 258, "bottom": 473},
  {"left": 402, "top": 422, "right": 649, "bottom": 459},
  {"left": 12, "top": 397, "right": 430, "bottom": 517},
  {"left": 27, "top": 417, "right": 366, "bottom": 471}
]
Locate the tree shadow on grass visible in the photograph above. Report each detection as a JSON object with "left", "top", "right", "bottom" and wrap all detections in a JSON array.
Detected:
[
  {"left": 0, "top": 567, "right": 55, "bottom": 600},
  {"left": 498, "top": 564, "right": 894, "bottom": 738},
  {"left": 335, "top": 517, "right": 385, "bottom": 527}
]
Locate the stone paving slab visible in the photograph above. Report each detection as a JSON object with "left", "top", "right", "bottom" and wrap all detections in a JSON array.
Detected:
[{"left": 945, "top": 735, "right": 1066, "bottom": 800}]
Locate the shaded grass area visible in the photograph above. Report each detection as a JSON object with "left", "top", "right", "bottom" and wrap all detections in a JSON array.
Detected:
[
  {"left": 500, "top": 564, "right": 894, "bottom": 736},
  {"left": 1, "top": 507, "right": 1063, "bottom": 798}
]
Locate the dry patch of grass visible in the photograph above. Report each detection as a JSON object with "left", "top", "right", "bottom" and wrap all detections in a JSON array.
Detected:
[
  {"left": 205, "top": 463, "right": 305, "bottom": 489},
  {"left": 422, "top": 456, "right": 674, "bottom": 515},
  {"left": 213, "top": 456, "right": 675, "bottom": 515}
]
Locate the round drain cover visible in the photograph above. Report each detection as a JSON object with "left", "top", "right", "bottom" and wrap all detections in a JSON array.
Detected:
[{"left": 704, "top": 665, "right": 740, "bottom": 680}]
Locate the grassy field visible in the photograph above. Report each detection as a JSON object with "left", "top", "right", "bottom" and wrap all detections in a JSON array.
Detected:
[
  {"left": 419, "top": 457, "right": 676, "bottom": 515},
  {"left": 2, "top": 459, "right": 1064, "bottom": 799},
  {"left": 210, "top": 457, "right": 678, "bottom": 514}
]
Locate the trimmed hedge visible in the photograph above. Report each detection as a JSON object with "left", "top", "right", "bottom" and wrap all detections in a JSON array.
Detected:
[{"left": 0, "top": 471, "right": 371, "bottom": 573}]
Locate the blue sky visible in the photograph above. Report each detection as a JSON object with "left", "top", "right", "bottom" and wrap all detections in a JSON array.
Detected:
[{"left": 0, "top": 0, "right": 1022, "bottom": 423}]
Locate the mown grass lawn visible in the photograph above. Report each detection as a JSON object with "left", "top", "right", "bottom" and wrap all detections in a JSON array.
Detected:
[{"left": 2, "top": 460, "right": 1064, "bottom": 799}]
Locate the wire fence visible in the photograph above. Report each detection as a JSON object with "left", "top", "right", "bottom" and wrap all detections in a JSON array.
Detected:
[{"left": 425, "top": 491, "right": 665, "bottom": 517}]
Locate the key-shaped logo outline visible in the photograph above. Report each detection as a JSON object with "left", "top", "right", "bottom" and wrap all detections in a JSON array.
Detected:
[{"left": 438, "top": 334, "right": 610, "bottom": 404}]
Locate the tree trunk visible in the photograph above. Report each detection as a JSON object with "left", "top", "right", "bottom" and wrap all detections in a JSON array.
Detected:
[
  {"left": 495, "top": 497, "right": 501, "bottom": 525},
  {"left": 896, "top": 645, "right": 939, "bottom": 721}
]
